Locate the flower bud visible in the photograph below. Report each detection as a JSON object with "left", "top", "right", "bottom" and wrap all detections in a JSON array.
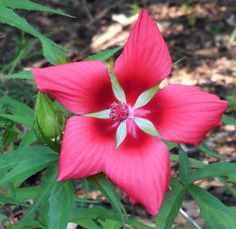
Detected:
[{"left": 34, "top": 93, "right": 64, "bottom": 140}]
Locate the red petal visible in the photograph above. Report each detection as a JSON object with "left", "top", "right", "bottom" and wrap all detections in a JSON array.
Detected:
[
  {"left": 58, "top": 116, "right": 171, "bottom": 215},
  {"left": 105, "top": 119, "right": 171, "bottom": 215},
  {"left": 32, "top": 61, "right": 115, "bottom": 114},
  {"left": 143, "top": 84, "right": 228, "bottom": 145},
  {"left": 57, "top": 116, "right": 116, "bottom": 180},
  {"left": 114, "top": 10, "right": 172, "bottom": 105}
]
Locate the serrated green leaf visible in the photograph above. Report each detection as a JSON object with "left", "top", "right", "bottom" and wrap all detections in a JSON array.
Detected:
[
  {"left": 0, "top": 146, "right": 55, "bottom": 171},
  {"left": 110, "top": 74, "right": 126, "bottom": 103},
  {"left": 86, "top": 46, "right": 122, "bottom": 61},
  {"left": 134, "top": 117, "right": 159, "bottom": 137},
  {"left": 155, "top": 178, "right": 185, "bottom": 229},
  {"left": 0, "top": 147, "right": 58, "bottom": 186},
  {"left": 84, "top": 109, "right": 110, "bottom": 118},
  {"left": 0, "top": 7, "right": 66, "bottom": 65},
  {"left": 188, "top": 185, "right": 236, "bottom": 229},
  {"left": 222, "top": 114, "right": 236, "bottom": 126},
  {"left": 0, "top": 0, "right": 73, "bottom": 17},
  {"left": 0, "top": 97, "right": 34, "bottom": 127},
  {"left": 48, "top": 180, "right": 75, "bottom": 229},
  {"left": 133, "top": 84, "right": 159, "bottom": 109},
  {"left": 116, "top": 121, "right": 127, "bottom": 147},
  {"left": 178, "top": 150, "right": 191, "bottom": 184},
  {"left": 88, "top": 173, "right": 126, "bottom": 224},
  {"left": 187, "top": 162, "right": 236, "bottom": 184},
  {"left": 40, "top": 37, "right": 67, "bottom": 65},
  {"left": 198, "top": 142, "right": 224, "bottom": 159},
  {"left": 1, "top": 70, "right": 34, "bottom": 80}
]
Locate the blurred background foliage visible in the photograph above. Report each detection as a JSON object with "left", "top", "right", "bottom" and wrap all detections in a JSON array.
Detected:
[{"left": 0, "top": 0, "right": 236, "bottom": 228}]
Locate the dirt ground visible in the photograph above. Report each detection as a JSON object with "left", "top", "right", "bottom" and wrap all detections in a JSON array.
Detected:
[{"left": 0, "top": 0, "right": 236, "bottom": 228}]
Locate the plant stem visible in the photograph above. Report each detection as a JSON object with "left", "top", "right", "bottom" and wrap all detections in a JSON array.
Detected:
[{"left": 179, "top": 208, "right": 202, "bottom": 229}]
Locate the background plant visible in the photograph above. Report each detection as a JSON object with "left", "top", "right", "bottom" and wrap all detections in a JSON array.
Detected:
[{"left": 0, "top": 1, "right": 236, "bottom": 229}]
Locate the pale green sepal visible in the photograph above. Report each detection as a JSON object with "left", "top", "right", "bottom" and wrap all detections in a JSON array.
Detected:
[
  {"left": 134, "top": 117, "right": 159, "bottom": 137},
  {"left": 110, "top": 74, "right": 126, "bottom": 103},
  {"left": 133, "top": 84, "right": 159, "bottom": 109},
  {"left": 83, "top": 109, "right": 110, "bottom": 119},
  {"left": 116, "top": 121, "right": 127, "bottom": 148}
]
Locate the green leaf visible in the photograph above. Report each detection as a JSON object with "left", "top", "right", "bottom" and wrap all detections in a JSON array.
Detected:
[
  {"left": 40, "top": 37, "right": 67, "bottom": 65},
  {"left": 84, "top": 109, "right": 110, "bottom": 118},
  {"left": 116, "top": 121, "right": 127, "bottom": 148},
  {"left": 133, "top": 84, "right": 159, "bottom": 109},
  {"left": 187, "top": 162, "right": 236, "bottom": 184},
  {"left": 188, "top": 185, "right": 236, "bottom": 229},
  {"left": 48, "top": 180, "right": 75, "bottom": 229},
  {"left": 0, "top": 7, "right": 66, "bottom": 65},
  {"left": 70, "top": 207, "right": 153, "bottom": 229},
  {"left": 88, "top": 173, "right": 126, "bottom": 224},
  {"left": 178, "top": 150, "right": 191, "bottom": 184},
  {"left": 6, "top": 219, "right": 46, "bottom": 229},
  {"left": 0, "top": 97, "right": 34, "bottom": 127},
  {"left": 76, "top": 220, "right": 101, "bottom": 229},
  {"left": 222, "top": 114, "right": 236, "bottom": 126},
  {"left": 170, "top": 154, "right": 205, "bottom": 169},
  {"left": 165, "top": 142, "right": 177, "bottom": 150},
  {"left": 13, "top": 186, "right": 41, "bottom": 201},
  {"left": 22, "top": 164, "right": 58, "bottom": 221},
  {"left": 1, "top": 70, "right": 34, "bottom": 80},
  {"left": 0, "top": 7, "right": 41, "bottom": 37},
  {"left": 86, "top": 46, "right": 122, "bottom": 61},
  {"left": 155, "top": 178, "right": 185, "bottom": 229},
  {"left": 99, "top": 219, "right": 122, "bottom": 229},
  {"left": 0, "top": 0, "right": 73, "bottom": 17},
  {"left": 110, "top": 74, "right": 126, "bottom": 103},
  {"left": 134, "top": 117, "right": 159, "bottom": 137},
  {"left": 198, "top": 143, "right": 224, "bottom": 159},
  {"left": 0, "top": 146, "right": 58, "bottom": 186},
  {"left": 19, "top": 129, "right": 37, "bottom": 148}
]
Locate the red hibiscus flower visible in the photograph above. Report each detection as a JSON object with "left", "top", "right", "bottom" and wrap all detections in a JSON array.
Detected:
[{"left": 32, "top": 10, "right": 227, "bottom": 215}]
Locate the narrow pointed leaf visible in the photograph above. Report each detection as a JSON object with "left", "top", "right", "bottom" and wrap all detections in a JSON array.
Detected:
[
  {"left": 187, "top": 162, "right": 236, "bottom": 184},
  {"left": 155, "top": 178, "right": 185, "bottom": 229},
  {"left": 48, "top": 180, "right": 75, "bottom": 229},
  {"left": 134, "top": 117, "right": 159, "bottom": 137},
  {"left": 86, "top": 47, "right": 122, "bottom": 61},
  {"left": 88, "top": 173, "right": 126, "bottom": 224},
  {"left": 178, "top": 150, "right": 191, "bottom": 184},
  {"left": 84, "top": 109, "right": 110, "bottom": 119},
  {"left": 0, "top": 97, "right": 33, "bottom": 127},
  {"left": 0, "top": 148, "right": 58, "bottom": 187},
  {"left": 0, "top": 0, "right": 73, "bottom": 17},
  {"left": 110, "top": 74, "right": 126, "bottom": 103},
  {"left": 1, "top": 71, "right": 34, "bottom": 80},
  {"left": 133, "top": 84, "right": 159, "bottom": 109},
  {"left": 0, "top": 7, "right": 66, "bottom": 65},
  {"left": 189, "top": 185, "right": 236, "bottom": 229},
  {"left": 22, "top": 164, "right": 58, "bottom": 222},
  {"left": 116, "top": 121, "right": 127, "bottom": 147},
  {"left": 198, "top": 143, "right": 224, "bottom": 159}
]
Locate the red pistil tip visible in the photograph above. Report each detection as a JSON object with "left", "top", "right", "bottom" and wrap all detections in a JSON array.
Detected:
[{"left": 109, "top": 102, "right": 129, "bottom": 122}]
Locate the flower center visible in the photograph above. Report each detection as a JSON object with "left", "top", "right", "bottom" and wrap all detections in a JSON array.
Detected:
[{"left": 109, "top": 102, "right": 129, "bottom": 122}]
